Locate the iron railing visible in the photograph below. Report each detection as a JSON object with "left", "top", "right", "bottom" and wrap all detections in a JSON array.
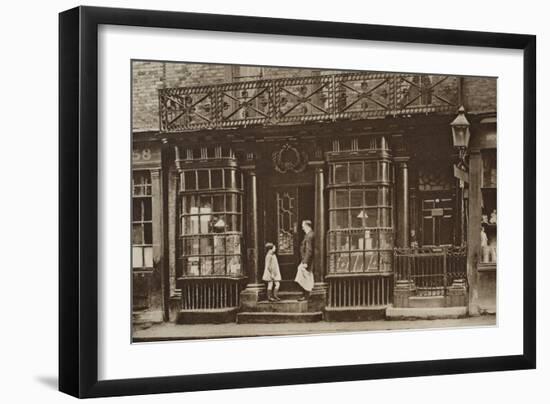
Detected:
[
  {"left": 326, "top": 273, "right": 393, "bottom": 308},
  {"left": 180, "top": 277, "right": 245, "bottom": 310},
  {"left": 394, "top": 246, "right": 467, "bottom": 296},
  {"left": 159, "top": 72, "right": 459, "bottom": 132}
]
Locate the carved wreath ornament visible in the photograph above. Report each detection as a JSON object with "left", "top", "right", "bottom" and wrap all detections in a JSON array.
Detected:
[{"left": 272, "top": 143, "right": 308, "bottom": 173}]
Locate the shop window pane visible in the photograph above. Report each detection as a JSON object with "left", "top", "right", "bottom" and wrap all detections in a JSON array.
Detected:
[
  {"left": 222, "top": 146, "right": 233, "bottom": 158},
  {"left": 132, "top": 224, "right": 143, "bottom": 244},
  {"left": 379, "top": 208, "right": 391, "bottom": 228},
  {"left": 212, "top": 235, "right": 225, "bottom": 254},
  {"left": 379, "top": 231, "right": 394, "bottom": 249},
  {"left": 142, "top": 199, "right": 151, "bottom": 221},
  {"left": 365, "top": 189, "right": 377, "bottom": 207},
  {"left": 334, "top": 164, "right": 348, "bottom": 183},
  {"left": 180, "top": 216, "right": 186, "bottom": 235},
  {"left": 335, "top": 253, "right": 350, "bottom": 272},
  {"left": 185, "top": 195, "right": 199, "bottom": 214},
  {"left": 227, "top": 255, "right": 242, "bottom": 275},
  {"left": 378, "top": 136, "right": 389, "bottom": 150},
  {"left": 188, "top": 216, "right": 200, "bottom": 234},
  {"left": 366, "top": 208, "right": 378, "bottom": 227},
  {"left": 379, "top": 187, "right": 390, "bottom": 206},
  {"left": 379, "top": 162, "right": 390, "bottom": 182},
  {"left": 364, "top": 162, "right": 377, "bottom": 182},
  {"left": 226, "top": 194, "right": 236, "bottom": 212},
  {"left": 224, "top": 169, "right": 233, "bottom": 189},
  {"left": 349, "top": 163, "right": 363, "bottom": 183},
  {"left": 379, "top": 252, "right": 392, "bottom": 272},
  {"left": 331, "top": 210, "right": 348, "bottom": 229},
  {"left": 236, "top": 172, "right": 242, "bottom": 189},
  {"left": 213, "top": 256, "right": 226, "bottom": 275},
  {"left": 212, "top": 195, "right": 224, "bottom": 212},
  {"left": 335, "top": 233, "right": 349, "bottom": 251},
  {"left": 132, "top": 247, "right": 143, "bottom": 268},
  {"left": 199, "top": 215, "right": 210, "bottom": 234},
  {"left": 230, "top": 214, "right": 239, "bottom": 232},
  {"left": 198, "top": 170, "right": 209, "bottom": 189},
  {"left": 184, "top": 171, "right": 196, "bottom": 190},
  {"left": 211, "top": 214, "right": 224, "bottom": 232},
  {"left": 350, "top": 209, "right": 365, "bottom": 228},
  {"left": 192, "top": 147, "right": 202, "bottom": 159},
  {"left": 235, "top": 215, "right": 241, "bottom": 232},
  {"left": 328, "top": 233, "right": 337, "bottom": 251},
  {"left": 482, "top": 149, "right": 497, "bottom": 188},
  {"left": 226, "top": 235, "right": 241, "bottom": 255},
  {"left": 144, "top": 223, "right": 152, "bottom": 244},
  {"left": 335, "top": 190, "right": 349, "bottom": 207},
  {"left": 350, "top": 233, "right": 363, "bottom": 250},
  {"left": 363, "top": 229, "right": 378, "bottom": 249},
  {"left": 133, "top": 171, "right": 151, "bottom": 196},
  {"left": 144, "top": 247, "right": 153, "bottom": 268},
  {"left": 350, "top": 252, "right": 365, "bottom": 272},
  {"left": 328, "top": 253, "right": 336, "bottom": 272},
  {"left": 365, "top": 251, "right": 379, "bottom": 271},
  {"left": 187, "top": 257, "right": 200, "bottom": 276},
  {"left": 200, "top": 196, "right": 213, "bottom": 212},
  {"left": 224, "top": 214, "right": 233, "bottom": 231},
  {"left": 339, "top": 138, "right": 352, "bottom": 151},
  {"left": 358, "top": 137, "right": 374, "bottom": 150},
  {"left": 132, "top": 199, "right": 142, "bottom": 221},
  {"left": 211, "top": 169, "right": 223, "bottom": 188},
  {"left": 200, "top": 256, "right": 213, "bottom": 275},
  {"left": 350, "top": 190, "right": 363, "bottom": 207},
  {"left": 183, "top": 237, "right": 200, "bottom": 255},
  {"left": 200, "top": 236, "right": 213, "bottom": 255}
]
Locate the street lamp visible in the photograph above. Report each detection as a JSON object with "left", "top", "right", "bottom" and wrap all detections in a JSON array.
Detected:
[{"left": 450, "top": 106, "right": 471, "bottom": 167}]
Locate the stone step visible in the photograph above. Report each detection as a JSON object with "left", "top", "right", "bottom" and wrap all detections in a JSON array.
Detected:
[
  {"left": 177, "top": 308, "right": 238, "bottom": 324},
  {"left": 386, "top": 305, "right": 467, "bottom": 320},
  {"left": 237, "top": 311, "right": 323, "bottom": 324},
  {"left": 409, "top": 295, "right": 446, "bottom": 308},
  {"left": 324, "top": 306, "right": 387, "bottom": 322},
  {"left": 276, "top": 291, "right": 304, "bottom": 299},
  {"left": 255, "top": 299, "right": 309, "bottom": 313}
]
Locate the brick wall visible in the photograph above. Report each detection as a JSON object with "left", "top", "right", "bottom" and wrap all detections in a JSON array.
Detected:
[
  {"left": 462, "top": 77, "right": 497, "bottom": 113},
  {"left": 132, "top": 61, "right": 496, "bottom": 132}
]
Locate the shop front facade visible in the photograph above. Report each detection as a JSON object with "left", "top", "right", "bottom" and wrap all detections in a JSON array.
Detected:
[{"left": 131, "top": 64, "right": 496, "bottom": 324}]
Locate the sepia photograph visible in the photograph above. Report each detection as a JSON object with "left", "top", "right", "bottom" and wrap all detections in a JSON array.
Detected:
[{"left": 131, "top": 60, "right": 497, "bottom": 342}]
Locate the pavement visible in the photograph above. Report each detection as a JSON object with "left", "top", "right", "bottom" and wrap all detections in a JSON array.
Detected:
[{"left": 133, "top": 314, "right": 496, "bottom": 342}]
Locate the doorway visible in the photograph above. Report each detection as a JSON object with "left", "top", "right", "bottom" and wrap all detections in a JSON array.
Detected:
[
  {"left": 265, "top": 184, "right": 314, "bottom": 289},
  {"left": 419, "top": 191, "right": 454, "bottom": 246}
]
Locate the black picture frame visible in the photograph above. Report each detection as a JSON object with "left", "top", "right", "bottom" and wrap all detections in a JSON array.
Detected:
[{"left": 59, "top": 6, "right": 536, "bottom": 398}]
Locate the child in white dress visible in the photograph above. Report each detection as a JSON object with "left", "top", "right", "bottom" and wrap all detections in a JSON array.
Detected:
[{"left": 262, "top": 242, "right": 281, "bottom": 302}]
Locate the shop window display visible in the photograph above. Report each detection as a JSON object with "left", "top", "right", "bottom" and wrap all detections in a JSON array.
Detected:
[{"left": 178, "top": 165, "right": 244, "bottom": 276}]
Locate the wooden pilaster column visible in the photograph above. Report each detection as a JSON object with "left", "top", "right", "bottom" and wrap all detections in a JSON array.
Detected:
[
  {"left": 240, "top": 164, "right": 264, "bottom": 308},
  {"left": 245, "top": 166, "right": 260, "bottom": 285},
  {"left": 309, "top": 161, "right": 328, "bottom": 312},
  {"left": 159, "top": 139, "right": 171, "bottom": 321},
  {"left": 313, "top": 163, "right": 326, "bottom": 283},
  {"left": 150, "top": 169, "right": 162, "bottom": 273},
  {"left": 395, "top": 157, "right": 410, "bottom": 248},
  {"left": 148, "top": 168, "right": 165, "bottom": 319},
  {"left": 467, "top": 149, "right": 481, "bottom": 315}
]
